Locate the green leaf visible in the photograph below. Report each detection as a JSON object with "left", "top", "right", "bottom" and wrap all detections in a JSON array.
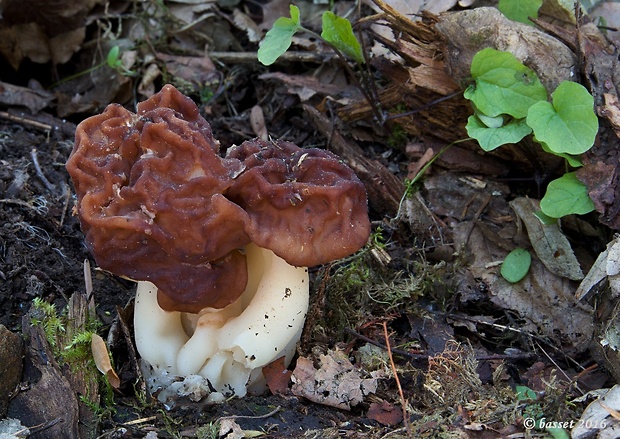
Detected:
[
  {"left": 540, "top": 172, "right": 595, "bottom": 218},
  {"left": 464, "top": 48, "right": 547, "bottom": 118},
  {"left": 533, "top": 210, "right": 557, "bottom": 225},
  {"left": 466, "top": 114, "right": 532, "bottom": 151},
  {"left": 527, "top": 81, "right": 598, "bottom": 155},
  {"left": 258, "top": 5, "right": 302, "bottom": 66},
  {"left": 539, "top": 141, "right": 584, "bottom": 168},
  {"left": 477, "top": 113, "right": 505, "bottom": 129},
  {"left": 321, "top": 11, "right": 364, "bottom": 64},
  {"left": 498, "top": 0, "right": 543, "bottom": 25},
  {"left": 515, "top": 385, "right": 537, "bottom": 401},
  {"left": 106, "top": 46, "right": 121, "bottom": 68},
  {"left": 501, "top": 248, "right": 531, "bottom": 283}
]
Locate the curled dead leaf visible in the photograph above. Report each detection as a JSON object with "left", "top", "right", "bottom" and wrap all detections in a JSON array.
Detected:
[{"left": 91, "top": 333, "right": 120, "bottom": 389}]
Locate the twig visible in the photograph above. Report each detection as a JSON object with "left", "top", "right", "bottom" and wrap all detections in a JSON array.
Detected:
[
  {"left": 25, "top": 417, "right": 63, "bottom": 435},
  {"left": 218, "top": 405, "right": 281, "bottom": 422},
  {"left": 122, "top": 416, "right": 157, "bottom": 426},
  {"left": 0, "top": 111, "right": 52, "bottom": 132},
  {"left": 382, "top": 321, "right": 411, "bottom": 437},
  {"left": 59, "top": 181, "right": 71, "bottom": 227},
  {"left": 345, "top": 327, "right": 428, "bottom": 361},
  {"left": 30, "top": 148, "right": 57, "bottom": 194}
]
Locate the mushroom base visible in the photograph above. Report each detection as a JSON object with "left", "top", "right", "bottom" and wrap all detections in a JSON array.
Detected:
[{"left": 134, "top": 244, "right": 309, "bottom": 405}]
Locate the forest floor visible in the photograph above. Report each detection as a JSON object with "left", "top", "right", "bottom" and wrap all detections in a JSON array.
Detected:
[{"left": 2, "top": 0, "right": 620, "bottom": 438}]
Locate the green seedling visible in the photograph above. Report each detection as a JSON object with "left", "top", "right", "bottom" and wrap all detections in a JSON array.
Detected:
[
  {"left": 258, "top": 5, "right": 364, "bottom": 66},
  {"left": 321, "top": 11, "right": 364, "bottom": 64},
  {"left": 51, "top": 45, "right": 136, "bottom": 88},
  {"left": 464, "top": 48, "right": 598, "bottom": 221},
  {"left": 465, "top": 48, "right": 598, "bottom": 282},
  {"left": 500, "top": 248, "right": 531, "bottom": 283},
  {"left": 258, "top": 4, "right": 384, "bottom": 123},
  {"left": 257, "top": 5, "right": 302, "bottom": 66}
]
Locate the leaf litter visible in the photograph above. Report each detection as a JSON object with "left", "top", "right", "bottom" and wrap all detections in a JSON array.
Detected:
[{"left": 2, "top": 0, "right": 620, "bottom": 437}]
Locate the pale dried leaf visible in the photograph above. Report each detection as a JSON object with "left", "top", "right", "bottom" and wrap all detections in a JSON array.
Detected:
[
  {"left": 138, "top": 63, "right": 163, "bottom": 98},
  {"left": 291, "top": 350, "right": 379, "bottom": 410},
  {"left": 0, "top": 81, "right": 54, "bottom": 114},
  {"left": 365, "top": 0, "right": 456, "bottom": 16},
  {"left": 573, "top": 385, "right": 620, "bottom": 439},
  {"left": 510, "top": 197, "right": 584, "bottom": 281},
  {"left": 250, "top": 105, "right": 268, "bottom": 140},
  {"left": 218, "top": 419, "right": 264, "bottom": 438},
  {"left": 91, "top": 333, "right": 120, "bottom": 388},
  {"left": 156, "top": 53, "right": 217, "bottom": 87},
  {"left": 259, "top": 0, "right": 293, "bottom": 30},
  {"left": 219, "top": 419, "right": 245, "bottom": 439},
  {"left": 49, "top": 27, "right": 85, "bottom": 65},
  {"left": 233, "top": 9, "right": 262, "bottom": 42},
  {"left": 167, "top": 3, "right": 217, "bottom": 26},
  {"left": 575, "top": 241, "right": 611, "bottom": 301},
  {"left": 607, "top": 239, "right": 620, "bottom": 296}
]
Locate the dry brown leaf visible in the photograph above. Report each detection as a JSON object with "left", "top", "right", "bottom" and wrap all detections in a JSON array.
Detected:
[
  {"left": 262, "top": 356, "right": 291, "bottom": 395},
  {"left": 367, "top": 400, "right": 404, "bottom": 426},
  {"left": 91, "top": 333, "right": 120, "bottom": 389},
  {"left": 259, "top": 0, "right": 292, "bottom": 31},
  {"left": 510, "top": 197, "right": 584, "bottom": 281},
  {"left": 259, "top": 71, "right": 355, "bottom": 103},
  {"left": 454, "top": 221, "right": 594, "bottom": 353},
  {"left": 156, "top": 53, "right": 217, "bottom": 90},
  {"left": 291, "top": 350, "right": 380, "bottom": 410},
  {"left": 250, "top": 105, "right": 268, "bottom": 140},
  {"left": 0, "top": 81, "right": 54, "bottom": 114},
  {"left": 233, "top": 8, "right": 262, "bottom": 42}
]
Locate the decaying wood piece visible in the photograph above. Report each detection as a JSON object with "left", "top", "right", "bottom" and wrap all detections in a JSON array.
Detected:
[
  {"left": 8, "top": 320, "right": 82, "bottom": 439},
  {"left": 303, "top": 104, "right": 404, "bottom": 215},
  {"left": 7, "top": 293, "right": 100, "bottom": 439},
  {"left": 0, "top": 325, "right": 23, "bottom": 418},
  {"left": 435, "top": 7, "right": 576, "bottom": 92}
]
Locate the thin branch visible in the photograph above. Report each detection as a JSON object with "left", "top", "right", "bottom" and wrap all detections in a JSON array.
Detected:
[{"left": 382, "top": 321, "right": 411, "bottom": 437}]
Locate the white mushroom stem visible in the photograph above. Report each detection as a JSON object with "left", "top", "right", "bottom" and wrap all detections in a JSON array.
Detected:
[{"left": 133, "top": 243, "right": 309, "bottom": 399}]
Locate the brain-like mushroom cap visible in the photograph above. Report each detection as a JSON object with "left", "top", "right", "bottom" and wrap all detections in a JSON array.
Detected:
[
  {"left": 227, "top": 138, "right": 371, "bottom": 267},
  {"left": 67, "top": 85, "right": 371, "bottom": 313},
  {"left": 66, "top": 85, "right": 251, "bottom": 312}
]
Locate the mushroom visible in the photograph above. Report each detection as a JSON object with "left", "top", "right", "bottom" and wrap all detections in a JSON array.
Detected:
[{"left": 66, "top": 84, "right": 371, "bottom": 402}]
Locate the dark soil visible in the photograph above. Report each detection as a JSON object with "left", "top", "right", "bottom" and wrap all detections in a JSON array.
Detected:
[{"left": 0, "top": 120, "right": 133, "bottom": 331}]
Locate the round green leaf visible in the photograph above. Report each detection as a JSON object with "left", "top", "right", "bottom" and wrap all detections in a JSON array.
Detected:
[
  {"left": 540, "top": 172, "right": 595, "bottom": 218},
  {"left": 501, "top": 248, "right": 531, "bottom": 283},
  {"left": 498, "top": 0, "right": 542, "bottom": 25},
  {"left": 464, "top": 48, "right": 547, "bottom": 118},
  {"left": 466, "top": 114, "right": 532, "bottom": 151},
  {"left": 526, "top": 81, "right": 598, "bottom": 155},
  {"left": 539, "top": 141, "right": 584, "bottom": 168},
  {"left": 258, "top": 5, "right": 302, "bottom": 66}
]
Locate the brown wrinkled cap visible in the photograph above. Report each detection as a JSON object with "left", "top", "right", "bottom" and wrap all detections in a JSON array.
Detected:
[
  {"left": 226, "top": 138, "right": 371, "bottom": 267},
  {"left": 66, "top": 85, "right": 251, "bottom": 312},
  {"left": 67, "top": 84, "right": 370, "bottom": 313}
]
